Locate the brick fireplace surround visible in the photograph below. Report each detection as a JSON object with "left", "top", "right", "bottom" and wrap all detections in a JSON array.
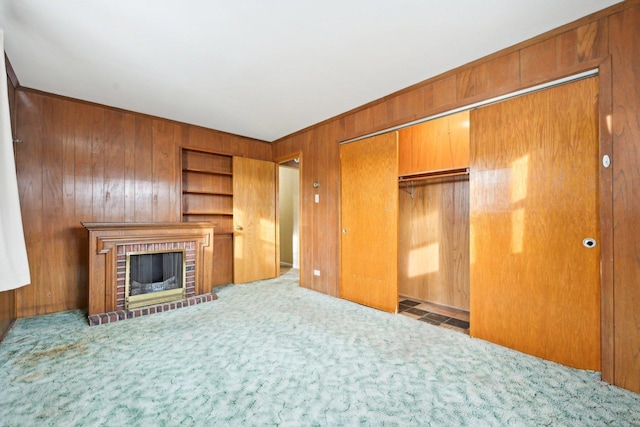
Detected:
[{"left": 82, "top": 222, "right": 216, "bottom": 326}]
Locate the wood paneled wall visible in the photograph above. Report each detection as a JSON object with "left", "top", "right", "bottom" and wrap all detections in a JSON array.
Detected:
[
  {"left": 273, "top": 1, "right": 640, "bottom": 392},
  {"left": 13, "top": 89, "right": 271, "bottom": 318},
  {"left": 272, "top": 120, "right": 343, "bottom": 296},
  {"left": 610, "top": 5, "right": 640, "bottom": 393}
]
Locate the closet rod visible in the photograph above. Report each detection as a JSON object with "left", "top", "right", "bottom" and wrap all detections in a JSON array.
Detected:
[{"left": 398, "top": 167, "right": 469, "bottom": 183}]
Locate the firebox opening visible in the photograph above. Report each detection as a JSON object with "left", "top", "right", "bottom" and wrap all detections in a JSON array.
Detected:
[{"left": 125, "top": 249, "right": 186, "bottom": 309}]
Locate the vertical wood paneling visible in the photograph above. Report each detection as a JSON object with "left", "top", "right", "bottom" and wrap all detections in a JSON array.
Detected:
[
  {"left": 103, "top": 110, "right": 128, "bottom": 223},
  {"left": 0, "top": 288, "right": 13, "bottom": 341},
  {"left": 41, "top": 97, "right": 66, "bottom": 312},
  {"left": 62, "top": 100, "right": 83, "bottom": 306},
  {"left": 598, "top": 58, "right": 614, "bottom": 386},
  {"left": 134, "top": 116, "right": 153, "bottom": 222},
  {"left": 152, "top": 120, "right": 179, "bottom": 222},
  {"left": 15, "top": 91, "right": 43, "bottom": 317},
  {"left": 14, "top": 89, "right": 272, "bottom": 317},
  {"left": 91, "top": 109, "right": 105, "bottom": 222},
  {"left": 610, "top": 5, "right": 640, "bottom": 394},
  {"left": 213, "top": 234, "right": 233, "bottom": 285},
  {"left": 398, "top": 176, "right": 470, "bottom": 309},
  {"left": 272, "top": 120, "right": 342, "bottom": 296}
]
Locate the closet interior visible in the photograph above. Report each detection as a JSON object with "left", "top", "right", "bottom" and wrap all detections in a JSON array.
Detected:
[{"left": 397, "top": 110, "right": 470, "bottom": 315}]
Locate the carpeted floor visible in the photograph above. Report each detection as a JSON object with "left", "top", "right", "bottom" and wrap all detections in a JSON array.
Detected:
[{"left": 1, "top": 269, "right": 639, "bottom": 426}]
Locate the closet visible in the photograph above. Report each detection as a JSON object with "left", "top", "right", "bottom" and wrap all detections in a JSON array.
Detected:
[
  {"left": 398, "top": 111, "right": 470, "bottom": 312},
  {"left": 340, "top": 76, "right": 600, "bottom": 371}
]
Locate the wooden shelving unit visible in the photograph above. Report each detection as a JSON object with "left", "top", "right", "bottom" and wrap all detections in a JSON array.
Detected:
[
  {"left": 181, "top": 147, "right": 234, "bottom": 235},
  {"left": 181, "top": 147, "right": 234, "bottom": 285}
]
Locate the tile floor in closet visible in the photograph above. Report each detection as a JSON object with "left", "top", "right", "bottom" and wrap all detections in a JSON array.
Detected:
[{"left": 398, "top": 299, "right": 470, "bottom": 335}]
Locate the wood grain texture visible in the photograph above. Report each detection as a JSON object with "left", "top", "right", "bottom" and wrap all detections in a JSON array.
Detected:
[
  {"left": 398, "top": 176, "right": 470, "bottom": 310},
  {"left": 470, "top": 77, "right": 600, "bottom": 371},
  {"left": 9, "top": 0, "right": 639, "bottom": 393},
  {"left": 598, "top": 58, "right": 614, "bottom": 387},
  {"left": 272, "top": 120, "right": 344, "bottom": 296},
  {"left": 269, "top": 1, "right": 635, "bottom": 391},
  {"left": 83, "top": 222, "right": 214, "bottom": 315},
  {"left": 233, "top": 157, "right": 277, "bottom": 284},
  {"left": 610, "top": 5, "right": 640, "bottom": 393},
  {"left": 213, "top": 234, "right": 233, "bottom": 285},
  {"left": 398, "top": 111, "right": 470, "bottom": 176},
  {"left": 0, "top": 290, "right": 13, "bottom": 342},
  {"left": 13, "top": 89, "right": 271, "bottom": 317},
  {"left": 340, "top": 132, "right": 398, "bottom": 313},
  {"left": 14, "top": 91, "right": 43, "bottom": 318}
]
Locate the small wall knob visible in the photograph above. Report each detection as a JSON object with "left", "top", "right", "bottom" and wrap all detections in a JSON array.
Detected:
[{"left": 582, "top": 238, "right": 596, "bottom": 248}]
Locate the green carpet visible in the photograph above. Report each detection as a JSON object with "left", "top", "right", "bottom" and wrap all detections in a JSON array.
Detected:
[{"left": 1, "top": 270, "right": 638, "bottom": 426}]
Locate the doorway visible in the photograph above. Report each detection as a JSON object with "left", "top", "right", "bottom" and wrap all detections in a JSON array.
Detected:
[{"left": 278, "top": 157, "right": 300, "bottom": 277}]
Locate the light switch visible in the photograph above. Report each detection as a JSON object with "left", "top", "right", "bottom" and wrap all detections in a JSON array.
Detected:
[
  {"left": 314, "top": 194, "right": 319, "bottom": 203},
  {"left": 313, "top": 269, "right": 320, "bottom": 276}
]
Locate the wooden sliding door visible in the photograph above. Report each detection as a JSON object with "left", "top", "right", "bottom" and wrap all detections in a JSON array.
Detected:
[
  {"left": 470, "top": 77, "right": 600, "bottom": 370},
  {"left": 340, "top": 132, "right": 398, "bottom": 312},
  {"left": 233, "top": 157, "right": 277, "bottom": 284}
]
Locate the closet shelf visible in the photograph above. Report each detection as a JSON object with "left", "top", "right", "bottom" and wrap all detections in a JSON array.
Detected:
[
  {"left": 398, "top": 167, "right": 469, "bottom": 183},
  {"left": 183, "top": 167, "right": 233, "bottom": 176}
]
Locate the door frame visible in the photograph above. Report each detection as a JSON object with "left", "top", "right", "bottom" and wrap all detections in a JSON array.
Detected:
[{"left": 275, "top": 152, "right": 303, "bottom": 284}]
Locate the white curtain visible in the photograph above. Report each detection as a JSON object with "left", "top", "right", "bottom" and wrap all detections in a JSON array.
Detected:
[{"left": 0, "top": 29, "right": 30, "bottom": 291}]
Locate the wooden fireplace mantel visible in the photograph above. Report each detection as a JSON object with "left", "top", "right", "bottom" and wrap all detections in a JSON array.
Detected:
[{"left": 82, "top": 222, "right": 215, "bottom": 316}]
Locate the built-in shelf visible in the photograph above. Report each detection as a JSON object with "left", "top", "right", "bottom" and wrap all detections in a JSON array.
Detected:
[
  {"left": 182, "top": 189, "right": 233, "bottom": 196},
  {"left": 180, "top": 147, "right": 235, "bottom": 286},
  {"left": 183, "top": 167, "right": 233, "bottom": 176},
  {"left": 181, "top": 147, "right": 234, "bottom": 233}
]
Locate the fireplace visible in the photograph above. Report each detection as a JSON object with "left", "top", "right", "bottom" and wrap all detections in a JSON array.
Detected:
[
  {"left": 126, "top": 249, "right": 186, "bottom": 309},
  {"left": 83, "top": 222, "right": 216, "bottom": 324}
]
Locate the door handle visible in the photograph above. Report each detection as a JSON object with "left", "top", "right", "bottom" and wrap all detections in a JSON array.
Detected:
[
  {"left": 582, "top": 238, "right": 596, "bottom": 248},
  {"left": 235, "top": 225, "right": 244, "bottom": 231}
]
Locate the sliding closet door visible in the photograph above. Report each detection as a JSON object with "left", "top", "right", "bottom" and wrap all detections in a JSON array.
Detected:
[
  {"left": 340, "top": 132, "right": 398, "bottom": 312},
  {"left": 470, "top": 77, "right": 600, "bottom": 370}
]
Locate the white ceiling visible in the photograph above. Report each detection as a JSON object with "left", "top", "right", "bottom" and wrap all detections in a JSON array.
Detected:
[{"left": 0, "top": 0, "right": 621, "bottom": 142}]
